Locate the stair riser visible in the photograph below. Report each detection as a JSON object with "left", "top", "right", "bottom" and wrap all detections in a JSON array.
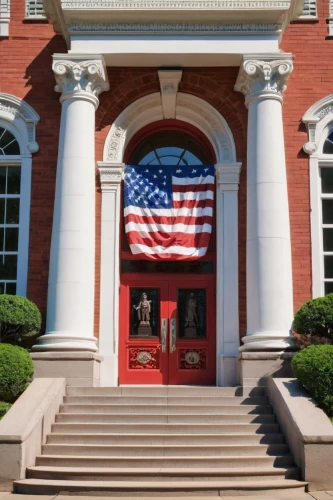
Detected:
[
  {"left": 46, "top": 434, "right": 285, "bottom": 445},
  {"left": 14, "top": 482, "right": 305, "bottom": 500},
  {"left": 63, "top": 396, "right": 268, "bottom": 406},
  {"left": 36, "top": 456, "right": 295, "bottom": 468},
  {"left": 42, "top": 444, "right": 289, "bottom": 457},
  {"left": 59, "top": 405, "right": 273, "bottom": 415},
  {"left": 55, "top": 414, "right": 276, "bottom": 424},
  {"left": 66, "top": 387, "right": 266, "bottom": 397},
  {"left": 51, "top": 423, "right": 280, "bottom": 434}
]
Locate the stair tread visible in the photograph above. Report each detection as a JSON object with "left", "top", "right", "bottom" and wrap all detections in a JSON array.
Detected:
[
  {"left": 38, "top": 454, "right": 292, "bottom": 459},
  {"left": 13, "top": 478, "right": 308, "bottom": 488},
  {"left": 48, "top": 432, "right": 283, "bottom": 437}
]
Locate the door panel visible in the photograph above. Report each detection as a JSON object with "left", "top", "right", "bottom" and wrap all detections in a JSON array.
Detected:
[
  {"left": 168, "top": 280, "right": 216, "bottom": 385},
  {"left": 119, "top": 280, "right": 169, "bottom": 384},
  {"left": 119, "top": 276, "right": 215, "bottom": 385}
]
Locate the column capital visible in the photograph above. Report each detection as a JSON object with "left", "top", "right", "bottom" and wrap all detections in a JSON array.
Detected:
[
  {"left": 215, "top": 163, "right": 242, "bottom": 191},
  {"left": 234, "top": 54, "right": 293, "bottom": 106},
  {"left": 52, "top": 54, "right": 110, "bottom": 109},
  {"left": 98, "top": 163, "right": 125, "bottom": 191}
]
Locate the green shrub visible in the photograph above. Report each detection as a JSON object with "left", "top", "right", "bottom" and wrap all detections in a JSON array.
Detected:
[
  {"left": 292, "top": 345, "right": 333, "bottom": 416},
  {"left": 0, "top": 402, "right": 12, "bottom": 419},
  {"left": 0, "top": 295, "right": 41, "bottom": 345},
  {"left": 293, "top": 294, "right": 333, "bottom": 343},
  {"left": 0, "top": 344, "right": 34, "bottom": 402}
]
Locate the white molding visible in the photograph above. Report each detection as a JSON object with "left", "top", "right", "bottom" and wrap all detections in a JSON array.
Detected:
[
  {"left": 158, "top": 70, "right": 182, "bottom": 119},
  {"left": 103, "top": 92, "right": 237, "bottom": 164},
  {"left": 0, "top": 94, "right": 40, "bottom": 297},
  {"left": 0, "top": 0, "right": 10, "bottom": 37},
  {"left": 215, "top": 163, "right": 242, "bottom": 386},
  {"left": 303, "top": 97, "right": 333, "bottom": 298},
  {"left": 98, "top": 162, "right": 124, "bottom": 386}
]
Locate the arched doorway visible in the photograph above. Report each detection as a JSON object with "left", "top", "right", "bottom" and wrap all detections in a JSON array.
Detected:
[
  {"left": 119, "top": 122, "right": 216, "bottom": 385},
  {"left": 98, "top": 93, "right": 241, "bottom": 387}
]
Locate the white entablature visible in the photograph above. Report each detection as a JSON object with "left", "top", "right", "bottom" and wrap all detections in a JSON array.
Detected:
[{"left": 43, "top": 0, "right": 303, "bottom": 66}]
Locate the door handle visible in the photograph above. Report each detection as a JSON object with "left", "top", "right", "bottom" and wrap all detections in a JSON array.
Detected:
[
  {"left": 161, "top": 318, "right": 167, "bottom": 354},
  {"left": 170, "top": 318, "right": 177, "bottom": 353}
]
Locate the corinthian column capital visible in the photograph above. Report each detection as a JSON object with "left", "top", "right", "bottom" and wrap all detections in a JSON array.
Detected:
[
  {"left": 52, "top": 54, "right": 109, "bottom": 109},
  {"left": 234, "top": 54, "right": 293, "bottom": 106}
]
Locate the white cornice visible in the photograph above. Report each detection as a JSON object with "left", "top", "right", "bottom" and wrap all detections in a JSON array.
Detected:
[{"left": 44, "top": 0, "right": 305, "bottom": 46}]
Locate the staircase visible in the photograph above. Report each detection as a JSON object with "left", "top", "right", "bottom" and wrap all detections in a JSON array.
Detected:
[{"left": 14, "top": 386, "right": 308, "bottom": 497}]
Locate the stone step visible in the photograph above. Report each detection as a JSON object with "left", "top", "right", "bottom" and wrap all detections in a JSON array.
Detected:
[
  {"left": 51, "top": 422, "right": 281, "bottom": 434},
  {"left": 13, "top": 478, "right": 308, "bottom": 496},
  {"left": 59, "top": 404, "right": 273, "bottom": 415},
  {"left": 36, "top": 455, "right": 295, "bottom": 468},
  {"left": 54, "top": 413, "right": 277, "bottom": 424},
  {"left": 63, "top": 396, "right": 269, "bottom": 406},
  {"left": 46, "top": 433, "right": 285, "bottom": 445},
  {"left": 26, "top": 466, "right": 300, "bottom": 482},
  {"left": 66, "top": 386, "right": 267, "bottom": 397},
  {"left": 41, "top": 443, "right": 290, "bottom": 457}
]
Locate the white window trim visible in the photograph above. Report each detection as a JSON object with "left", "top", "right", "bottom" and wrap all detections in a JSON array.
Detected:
[
  {"left": 0, "top": 0, "right": 10, "bottom": 36},
  {"left": 25, "top": 0, "right": 45, "bottom": 19},
  {"left": 303, "top": 96, "right": 333, "bottom": 297},
  {"left": 298, "top": 0, "right": 318, "bottom": 20},
  {"left": 0, "top": 94, "right": 39, "bottom": 296}
]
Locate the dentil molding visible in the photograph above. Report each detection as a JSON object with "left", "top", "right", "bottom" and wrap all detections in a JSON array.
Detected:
[
  {"left": 62, "top": 0, "right": 291, "bottom": 8},
  {"left": 52, "top": 54, "right": 109, "bottom": 107},
  {"left": 234, "top": 54, "right": 293, "bottom": 105}
]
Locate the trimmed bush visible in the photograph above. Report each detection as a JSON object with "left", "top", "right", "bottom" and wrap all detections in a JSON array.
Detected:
[
  {"left": 0, "top": 295, "right": 41, "bottom": 345},
  {"left": 292, "top": 345, "right": 333, "bottom": 416},
  {"left": 0, "top": 344, "right": 34, "bottom": 402},
  {"left": 0, "top": 402, "right": 12, "bottom": 419},
  {"left": 293, "top": 294, "right": 333, "bottom": 343}
]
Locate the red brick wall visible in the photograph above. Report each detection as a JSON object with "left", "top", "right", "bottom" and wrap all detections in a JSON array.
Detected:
[
  {"left": 281, "top": 0, "right": 333, "bottom": 312},
  {"left": 1, "top": 0, "right": 331, "bottom": 339}
]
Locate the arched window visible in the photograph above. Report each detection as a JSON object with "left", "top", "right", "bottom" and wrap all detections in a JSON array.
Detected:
[
  {"left": 0, "top": 95, "right": 39, "bottom": 296},
  {"left": 303, "top": 99, "right": 333, "bottom": 297},
  {"left": 129, "top": 130, "right": 212, "bottom": 166}
]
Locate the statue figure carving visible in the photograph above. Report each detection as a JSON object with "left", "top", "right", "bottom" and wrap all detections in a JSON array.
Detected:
[
  {"left": 184, "top": 292, "right": 198, "bottom": 338},
  {"left": 133, "top": 292, "right": 152, "bottom": 336}
]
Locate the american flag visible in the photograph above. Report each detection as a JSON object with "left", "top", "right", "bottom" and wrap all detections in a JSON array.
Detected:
[{"left": 124, "top": 165, "right": 215, "bottom": 260}]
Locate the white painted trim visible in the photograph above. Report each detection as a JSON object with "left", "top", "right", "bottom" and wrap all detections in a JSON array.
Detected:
[
  {"left": 303, "top": 97, "right": 333, "bottom": 299},
  {"left": 97, "top": 163, "right": 124, "bottom": 386},
  {"left": 0, "top": 97, "right": 39, "bottom": 296},
  {"left": 215, "top": 163, "right": 242, "bottom": 386},
  {"left": 103, "top": 92, "right": 237, "bottom": 164},
  {"left": 100, "top": 93, "right": 240, "bottom": 386}
]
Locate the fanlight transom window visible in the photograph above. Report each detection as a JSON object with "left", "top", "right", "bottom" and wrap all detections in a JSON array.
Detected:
[
  {"left": 129, "top": 131, "right": 211, "bottom": 166},
  {"left": 0, "top": 128, "right": 20, "bottom": 156},
  {"left": 324, "top": 130, "right": 333, "bottom": 155}
]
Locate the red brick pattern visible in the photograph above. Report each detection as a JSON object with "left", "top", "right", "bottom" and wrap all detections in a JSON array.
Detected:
[{"left": 0, "top": 0, "right": 331, "bottom": 339}]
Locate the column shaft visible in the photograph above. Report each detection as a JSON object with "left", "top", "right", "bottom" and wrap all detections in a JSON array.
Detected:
[{"left": 33, "top": 55, "right": 109, "bottom": 352}]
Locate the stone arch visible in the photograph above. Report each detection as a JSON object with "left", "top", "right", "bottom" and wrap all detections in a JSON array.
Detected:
[
  {"left": 103, "top": 92, "right": 237, "bottom": 164},
  {"left": 0, "top": 93, "right": 40, "bottom": 155}
]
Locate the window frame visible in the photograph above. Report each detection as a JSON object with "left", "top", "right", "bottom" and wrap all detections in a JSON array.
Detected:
[
  {"left": 24, "top": 0, "right": 46, "bottom": 19},
  {"left": 299, "top": 0, "right": 318, "bottom": 20},
  {"left": 0, "top": 95, "right": 39, "bottom": 296},
  {"left": 0, "top": 120, "right": 32, "bottom": 295},
  {"left": 309, "top": 122, "right": 333, "bottom": 297}
]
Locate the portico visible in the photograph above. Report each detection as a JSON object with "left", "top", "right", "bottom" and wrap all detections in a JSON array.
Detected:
[{"left": 32, "top": 0, "right": 302, "bottom": 386}]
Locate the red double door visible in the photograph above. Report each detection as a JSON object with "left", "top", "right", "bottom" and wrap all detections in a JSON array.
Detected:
[{"left": 119, "top": 275, "right": 216, "bottom": 385}]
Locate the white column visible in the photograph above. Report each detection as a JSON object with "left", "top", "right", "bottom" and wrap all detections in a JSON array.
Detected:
[
  {"left": 215, "top": 164, "right": 242, "bottom": 386},
  {"left": 97, "top": 163, "right": 124, "bottom": 385},
  {"left": 33, "top": 55, "right": 109, "bottom": 352},
  {"left": 235, "top": 55, "right": 295, "bottom": 351}
]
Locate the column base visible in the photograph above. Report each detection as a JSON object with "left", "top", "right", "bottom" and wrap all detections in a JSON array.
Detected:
[
  {"left": 240, "top": 332, "right": 296, "bottom": 351},
  {"left": 31, "top": 352, "right": 103, "bottom": 387},
  {"left": 239, "top": 352, "right": 296, "bottom": 387},
  {"left": 32, "top": 332, "right": 98, "bottom": 352}
]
